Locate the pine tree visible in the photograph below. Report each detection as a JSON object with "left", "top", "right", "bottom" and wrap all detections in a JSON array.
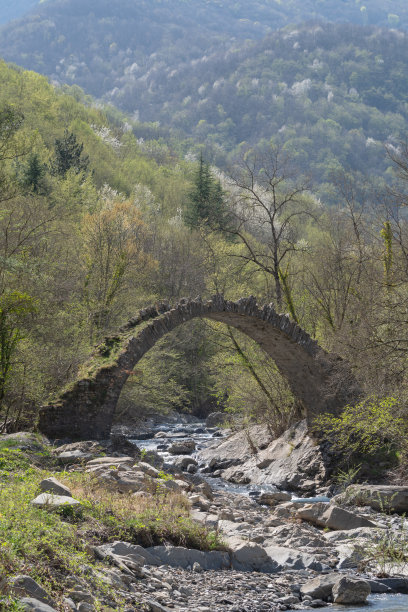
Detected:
[
  {"left": 53, "top": 129, "right": 89, "bottom": 177},
  {"left": 184, "top": 155, "right": 226, "bottom": 230},
  {"left": 21, "top": 153, "right": 46, "bottom": 193}
]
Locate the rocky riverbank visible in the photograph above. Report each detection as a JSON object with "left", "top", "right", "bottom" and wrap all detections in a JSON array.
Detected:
[{"left": 2, "top": 420, "right": 408, "bottom": 612}]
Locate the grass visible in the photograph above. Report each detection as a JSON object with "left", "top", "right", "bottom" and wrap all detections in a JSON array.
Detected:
[
  {"left": 0, "top": 442, "right": 224, "bottom": 610},
  {"left": 63, "top": 471, "right": 224, "bottom": 550}
]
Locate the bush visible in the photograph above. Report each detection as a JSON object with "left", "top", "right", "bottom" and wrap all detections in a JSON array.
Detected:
[{"left": 313, "top": 397, "right": 407, "bottom": 472}]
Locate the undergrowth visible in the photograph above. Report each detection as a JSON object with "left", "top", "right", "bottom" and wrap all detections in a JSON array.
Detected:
[{"left": 0, "top": 441, "right": 223, "bottom": 609}]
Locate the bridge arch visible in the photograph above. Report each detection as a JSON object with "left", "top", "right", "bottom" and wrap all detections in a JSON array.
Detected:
[{"left": 38, "top": 296, "right": 360, "bottom": 440}]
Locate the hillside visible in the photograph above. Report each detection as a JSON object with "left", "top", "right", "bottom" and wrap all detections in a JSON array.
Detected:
[
  {"left": 1, "top": 0, "right": 408, "bottom": 98},
  {"left": 0, "top": 0, "right": 39, "bottom": 25},
  {"left": 135, "top": 22, "right": 408, "bottom": 184},
  {"left": 1, "top": 2, "right": 408, "bottom": 184}
]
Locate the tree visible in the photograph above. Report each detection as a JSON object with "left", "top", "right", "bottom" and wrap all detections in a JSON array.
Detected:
[
  {"left": 53, "top": 129, "right": 89, "bottom": 177},
  {"left": 0, "top": 291, "right": 36, "bottom": 432},
  {"left": 82, "top": 198, "right": 155, "bottom": 336},
  {"left": 0, "top": 104, "right": 24, "bottom": 202},
  {"left": 224, "top": 145, "right": 314, "bottom": 310},
  {"left": 184, "top": 154, "right": 227, "bottom": 230},
  {"left": 20, "top": 153, "right": 47, "bottom": 193}
]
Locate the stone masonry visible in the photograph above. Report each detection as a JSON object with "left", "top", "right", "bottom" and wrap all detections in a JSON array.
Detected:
[{"left": 38, "top": 295, "right": 361, "bottom": 440}]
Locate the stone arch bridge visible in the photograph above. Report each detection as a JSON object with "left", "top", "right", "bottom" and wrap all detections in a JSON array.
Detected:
[{"left": 38, "top": 296, "right": 360, "bottom": 440}]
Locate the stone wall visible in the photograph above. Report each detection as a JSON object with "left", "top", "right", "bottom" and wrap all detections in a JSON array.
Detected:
[{"left": 38, "top": 296, "right": 361, "bottom": 440}]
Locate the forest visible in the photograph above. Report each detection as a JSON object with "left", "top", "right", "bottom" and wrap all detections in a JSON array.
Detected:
[
  {"left": 2, "top": 6, "right": 408, "bottom": 191},
  {"left": 0, "top": 56, "right": 408, "bottom": 478}
]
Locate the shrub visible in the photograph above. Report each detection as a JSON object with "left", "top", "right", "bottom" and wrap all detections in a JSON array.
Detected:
[{"left": 313, "top": 396, "right": 407, "bottom": 471}]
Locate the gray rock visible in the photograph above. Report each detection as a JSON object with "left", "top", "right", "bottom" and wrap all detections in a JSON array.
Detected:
[
  {"left": 296, "top": 502, "right": 376, "bottom": 530},
  {"left": 258, "top": 491, "right": 291, "bottom": 506},
  {"left": 199, "top": 420, "right": 327, "bottom": 491},
  {"left": 168, "top": 439, "right": 196, "bottom": 455},
  {"left": 264, "top": 545, "right": 326, "bottom": 571},
  {"left": 31, "top": 493, "right": 81, "bottom": 510},
  {"left": 323, "top": 526, "right": 379, "bottom": 542},
  {"left": 39, "top": 477, "right": 72, "bottom": 497},
  {"left": 86, "top": 456, "right": 134, "bottom": 466},
  {"left": 300, "top": 574, "right": 342, "bottom": 600},
  {"left": 20, "top": 599, "right": 57, "bottom": 612},
  {"left": 332, "top": 575, "right": 370, "bottom": 604},
  {"left": 68, "top": 591, "right": 94, "bottom": 604},
  {"left": 367, "top": 580, "right": 392, "bottom": 593},
  {"left": 145, "top": 600, "right": 173, "bottom": 612},
  {"left": 228, "top": 537, "right": 273, "bottom": 571},
  {"left": 9, "top": 576, "right": 54, "bottom": 606},
  {"left": 146, "top": 546, "right": 230, "bottom": 570},
  {"left": 376, "top": 578, "right": 408, "bottom": 593},
  {"left": 57, "top": 450, "right": 93, "bottom": 464},
  {"left": 95, "top": 541, "right": 160, "bottom": 566},
  {"left": 77, "top": 603, "right": 95, "bottom": 612},
  {"left": 336, "top": 544, "right": 366, "bottom": 569},
  {"left": 174, "top": 456, "right": 198, "bottom": 471},
  {"left": 346, "top": 485, "right": 408, "bottom": 514}
]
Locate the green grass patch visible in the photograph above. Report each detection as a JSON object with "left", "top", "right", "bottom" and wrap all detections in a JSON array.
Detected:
[{"left": 0, "top": 447, "right": 224, "bottom": 609}]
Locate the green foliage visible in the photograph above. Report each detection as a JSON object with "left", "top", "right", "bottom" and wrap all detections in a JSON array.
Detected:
[
  {"left": 184, "top": 155, "right": 227, "bottom": 230},
  {"left": 52, "top": 129, "right": 89, "bottom": 177},
  {"left": 0, "top": 292, "right": 36, "bottom": 428},
  {"left": 334, "top": 464, "right": 362, "bottom": 492},
  {"left": 19, "top": 152, "right": 47, "bottom": 193},
  {"left": 314, "top": 397, "right": 407, "bottom": 467},
  {"left": 1, "top": 6, "right": 408, "bottom": 185}
]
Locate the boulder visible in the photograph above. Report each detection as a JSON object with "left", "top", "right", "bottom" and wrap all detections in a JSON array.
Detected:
[
  {"left": 300, "top": 574, "right": 342, "bottom": 600},
  {"left": 228, "top": 537, "right": 271, "bottom": 571},
  {"left": 146, "top": 546, "right": 230, "bottom": 570},
  {"left": 322, "top": 505, "right": 376, "bottom": 530},
  {"left": 199, "top": 420, "right": 327, "bottom": 491},
  {"left": 86, "top": 456, "right": 134, "bottom": 467},
  {"left": 296, "top": 502, "right": 376, "bottom": 530},
  {"left": 346, "top": 485, "right": 408, "bottom": 513},
  {"left": 57, "top": 450, "right": 93, "bottom": 464},
  {"left": 19, "top": 599, "right": 57, "bottom": 612},
  {"left": 168, "top": 440, "right": 196, "bottom": 455},
  {"left": 174, "top": 456, "right": 198, "bottom": 471},
  {"left": 375, "top": 578, "right": 408, "bottom": 593},
  {"left": 39, "top": 477, "right": 72, "bottom": 497},
  {"left": 114, "top": 473, "right": 148, "bottom": 494},
  {"left": 195, "top": 481, "right": 214, "bottom": 501},
  {"left": 31, "top": 493, "right": 81, "bottom": 510},
  {"left": 205, "top": 412, "right": 228, "bottom": 428},
  {"left": 94, "top": 541, "right": 160, "bottom": 566},
  {"left": 336, "top": 543, "right": 366, "bottom": 569},
  {"left": 54, "top": 440, "right": 102, "bottom": 456},
  {"left": 323, "top": 526, "right": 380, "bottom": 543},
  {"left": 258, "top": 491, "right": 291, "bottom": 506},
  {"left": 264, "top": 545, "right": 326, "bottom": 571},
  {"left": 332, "top": 576, "right": 370, "bottom": 604},
  {"left": 136, "top": 462, "right": 160, "bottom": 477},
  {"left": 7, "top": 576, "right": 54, "bottom": 606},
  {"left": 107, "top": 434, "right": 140, "bottom": 458}
]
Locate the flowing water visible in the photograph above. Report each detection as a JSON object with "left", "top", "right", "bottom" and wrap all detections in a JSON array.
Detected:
[
  {"left": 324, "top": 594, "right": 408, "bottom": 611},
  {"left": 132, "top": 420, "right": 406, "bottom": 612}
]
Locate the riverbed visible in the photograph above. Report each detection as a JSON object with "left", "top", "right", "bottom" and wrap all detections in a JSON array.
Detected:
[{"left": 132, "top": 419, "right": 407, "bottom": 612}]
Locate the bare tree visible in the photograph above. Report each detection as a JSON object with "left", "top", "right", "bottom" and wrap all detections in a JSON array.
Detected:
[{"left": 224, "top": 145, "right": 314, "bottom": 310}]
